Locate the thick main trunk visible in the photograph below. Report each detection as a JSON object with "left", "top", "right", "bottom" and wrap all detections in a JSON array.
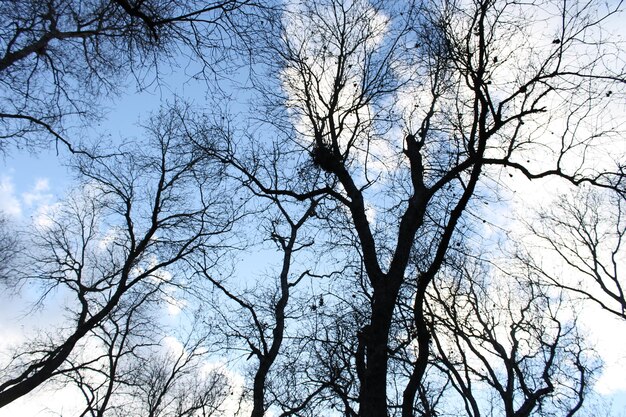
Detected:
[
  {"left": 358, "top": 328, "right": 390, "bottom": 416},
  {"left": 358, "top": 291, "right": 397, "bottom": 417},
  {"left": 250, "top": 360, "right": 271, "bottom": 417}
]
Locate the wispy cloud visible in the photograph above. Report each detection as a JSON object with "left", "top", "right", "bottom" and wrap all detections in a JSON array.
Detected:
[
  {"left": 22, "top": 178, "right": 53, "bottom": 207},
  {"left": 0, "top": 175, "right": 57, "bottom": 220},
  {"left": 587, "top": 310, "right": 626, "bottom": 395},
  {"left": 0, "top": 175, "right": 21, "bottom": 217}
]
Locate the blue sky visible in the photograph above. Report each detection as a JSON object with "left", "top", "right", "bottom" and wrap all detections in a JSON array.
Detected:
[
  {"left": 2, "top": 91, "right": 626, "bottom": 417},
  {"left": 1, "top": 4, "right": 626, "bottom": 416}
]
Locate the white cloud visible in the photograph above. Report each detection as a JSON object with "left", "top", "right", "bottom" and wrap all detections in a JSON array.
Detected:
[
  {"left": 582, "top": 307, "right": 626, "bottom": 395},
  {"left": 201, "top": 360, "right": 252, "bottom": 416},
  {"left": 163, "top": 335, "right": 186, "bottom": 358},
  {"left": 33, "top": 178, "right": 49, "bottom": 192},
  {"left": 0, "top": 175, "right": 21, "bottom": 217},
  {"left": 0, "top": 385, "right": 84, "bottom": 417},
  {"left": 0, "top": 175, "right": 57, "bottom": 222},
  {"left": 22, "top": 178, "right": 53, "bottom": 208},
  {"left": 31, "top": 202, "right": 62, "bottom": 230},
  {"left": 164, "top": 292, "right": 186, "bottom": 316}
]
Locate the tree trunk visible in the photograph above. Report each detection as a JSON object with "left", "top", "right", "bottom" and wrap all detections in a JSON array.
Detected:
[
  {"left": 358, "top": 289, "right": 397, "bottom": 417},
  {"left": 250, "top": 360, "right": 270, "bottom": 417}
]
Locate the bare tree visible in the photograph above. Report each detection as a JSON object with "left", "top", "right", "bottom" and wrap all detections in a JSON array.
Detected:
[
  {"left": 58, "top": 284, "right": 232, "bottom": 417},
  {"left": 227, "top": 0, "right": 626, "bottom": 415},
  {"left": 2, "top": 0, "right": 625, "bottom": 415},
  {"left": 191, "top": 114, "right": 367, "bottom": 417},
  {"left": 0, "top": 0, "right": 256, "bottom": 152},
  {"left": 63, "top": 286, "right": 164, "bottom": 417},
  {"left": 521, "top": 186, "right": 625, "bottom": 320},
  {"left": 119, "top": 328, "right": 232, "bottom": 417},
  {"left": 194, "top": 179, "right": 323, "bottom": 416},
  {"left": 0, "top": 213, "right": 19, "bottom": 280},
  {"left": 0, "top": 105, "right": 238, "bottom": 408},
  {"left": 426, "top": 258, "right": 598, "bottom": 417}
]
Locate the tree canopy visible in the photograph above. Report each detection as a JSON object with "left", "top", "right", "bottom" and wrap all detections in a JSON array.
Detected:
[{"left": 0, "top": 0, "right": 625, "bottom": 416}]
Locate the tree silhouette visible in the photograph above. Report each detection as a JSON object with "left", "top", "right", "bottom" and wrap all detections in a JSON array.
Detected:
[
  {"left": 231, "top": 0, "right": 625, "bottom": 415},
  {"left": 0, "top": 106, "right": 239, "bottom": 407},
  {"left": 0, "top": 0, "right": 254, "bottom": 152},
  {"left": 1, "top": 0, "right": 625, "bottom": 416}
]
